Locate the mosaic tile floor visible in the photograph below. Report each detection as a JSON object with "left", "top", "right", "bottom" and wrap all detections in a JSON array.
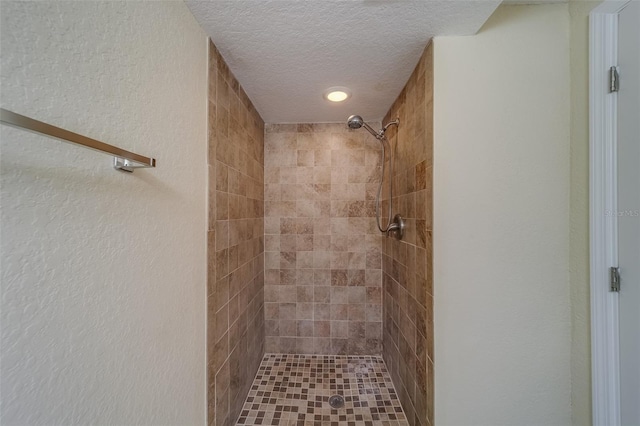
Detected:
[{"left": 236, "top": 353, "right": 408, "bottom": 426}]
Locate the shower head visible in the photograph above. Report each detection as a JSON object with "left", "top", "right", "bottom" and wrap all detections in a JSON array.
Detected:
[
  {"left": 347, "top": 115, "right": 365, "bottom": 130},
  {"left": 347, "top": 115, "right": 380, "bottom": 139}
]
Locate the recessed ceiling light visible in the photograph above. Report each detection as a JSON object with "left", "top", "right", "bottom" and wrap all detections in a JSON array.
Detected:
[{"left": 324, "top": 87, "right": 351, "bottom": 103}]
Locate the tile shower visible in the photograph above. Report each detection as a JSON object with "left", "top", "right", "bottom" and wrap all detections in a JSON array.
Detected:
[{"left": 208, "top": 40, "right": 433, "bottom": 426}]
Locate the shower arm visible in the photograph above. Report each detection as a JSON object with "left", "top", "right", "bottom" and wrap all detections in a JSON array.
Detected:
[
  {"left": 361, "top": 121, "right": 383, "bottom": 140},
  {"left": 382, "top": 119, "right": 400, "bottom": 133}
]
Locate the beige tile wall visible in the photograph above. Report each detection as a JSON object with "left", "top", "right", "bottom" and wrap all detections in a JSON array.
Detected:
[
  {"left": 263, "top": 123, "right": 384, "bottom": 355},
  {"left": 382, "top": 43, "right": 434, "bottom": 426},
  {"left": 207, "top": 40, "right": 265, "bottom": 426}
]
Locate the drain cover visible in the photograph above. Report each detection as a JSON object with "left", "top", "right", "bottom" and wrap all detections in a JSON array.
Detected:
[{"left": 329, "top": 394, "right": 344, "bottom": 409}]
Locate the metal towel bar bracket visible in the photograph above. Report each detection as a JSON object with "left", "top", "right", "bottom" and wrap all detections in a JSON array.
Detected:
[{"left": 0, "top": 108, "right": 156, "bottom": 173}]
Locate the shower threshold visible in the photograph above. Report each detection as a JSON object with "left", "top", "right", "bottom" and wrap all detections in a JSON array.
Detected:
[{"left": 236, "top": 353, "right": 408, "bottom": 425}]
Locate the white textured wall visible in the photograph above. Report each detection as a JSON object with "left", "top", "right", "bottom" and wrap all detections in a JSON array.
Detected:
[
  {"left": 433, "top": 5, "right": 572, "bottom": 425},
  {"left": 0, "top": 2, "right": 207, "bottom": 425}
]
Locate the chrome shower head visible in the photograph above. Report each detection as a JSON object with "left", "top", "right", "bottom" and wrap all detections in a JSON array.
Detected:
[
  {"left": 347, "top": 115, "right": 365, "bottom": 129},
  {"left": 347, "top": 114, "right": 380, "bottom": 138}
]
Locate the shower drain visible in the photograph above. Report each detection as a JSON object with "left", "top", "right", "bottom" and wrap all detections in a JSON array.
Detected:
[{"left": 328, "top": 394, "right": 345, "bottom": 409}]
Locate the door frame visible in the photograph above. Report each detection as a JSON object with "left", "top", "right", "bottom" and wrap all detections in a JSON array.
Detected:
[{"left": 589, "top": 2, "right": 631, "bottom": 425}]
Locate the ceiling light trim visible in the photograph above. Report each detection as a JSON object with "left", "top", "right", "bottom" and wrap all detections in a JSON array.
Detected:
[{"left": 324, "top": 87, "right": 351, "bottom": 103}]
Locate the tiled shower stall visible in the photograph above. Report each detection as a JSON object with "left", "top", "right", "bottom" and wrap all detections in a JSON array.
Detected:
[{"left": 207, "top": 40, "right": 433, "bottom": 426}]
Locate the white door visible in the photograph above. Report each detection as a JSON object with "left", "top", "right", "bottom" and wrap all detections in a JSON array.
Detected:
[{"left": 617, "top": 1, "right": 640, "bottom": 425}]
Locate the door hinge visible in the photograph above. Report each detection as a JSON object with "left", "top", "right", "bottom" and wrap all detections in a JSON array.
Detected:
[
  {"left": 609, "top": 66, "right": 619, "bottom": 93},
  {"left": 610, "top": 266, "right": 621, "bottom": 292}
]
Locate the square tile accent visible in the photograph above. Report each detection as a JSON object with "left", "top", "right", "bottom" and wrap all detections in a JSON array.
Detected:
[{"left": 236, "top": 354, "right": 408, "bottom": 425}]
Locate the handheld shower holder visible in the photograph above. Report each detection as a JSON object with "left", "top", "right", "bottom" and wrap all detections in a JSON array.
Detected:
[
  {"left": 386, "top": 214, "right": 405, "bottom": 240},
  {"left": 347, "top": 114, "right": 404, "bottom": 240}
]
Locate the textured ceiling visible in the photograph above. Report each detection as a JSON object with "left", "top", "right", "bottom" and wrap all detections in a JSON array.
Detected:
[{"left": 186, "top": 1, "right": 501, "bottom": 123}]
